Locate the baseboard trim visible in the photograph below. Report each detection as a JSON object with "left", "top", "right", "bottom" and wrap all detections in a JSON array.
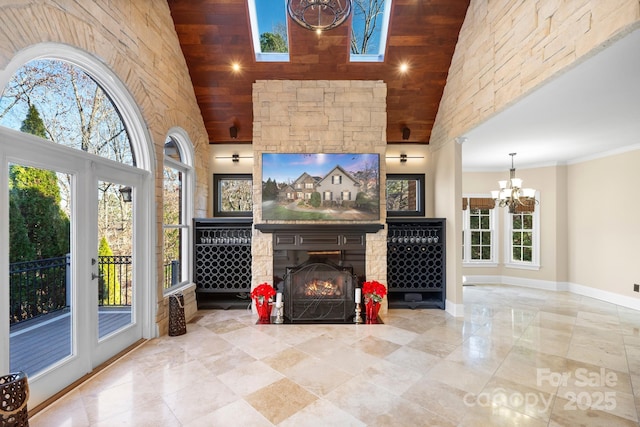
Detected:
[{"left": 463, "top": 275, "right": 640, "bottom": 311}]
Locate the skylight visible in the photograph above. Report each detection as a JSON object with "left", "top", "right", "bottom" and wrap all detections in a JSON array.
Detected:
[
  {"left": 350, "top": 0, "right": 393, "bottom": 62},
  {"left": 248, "top": 0, "right": 392, "bottom": 63},
  {"left": 248, "top": 0, "right": 290, "bottom": 62}
]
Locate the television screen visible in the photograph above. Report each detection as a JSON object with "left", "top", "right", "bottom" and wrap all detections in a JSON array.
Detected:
[{"left": 262, "top": 153, "right": 380, "bottom": 221}]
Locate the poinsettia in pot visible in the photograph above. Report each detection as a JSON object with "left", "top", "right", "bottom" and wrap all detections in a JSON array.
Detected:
[
  {"left": 251, "top": 282, "right": 276, "bottom": 322},
  {"left": 362, "top": 280, "right": 387, "bottom": 322}
]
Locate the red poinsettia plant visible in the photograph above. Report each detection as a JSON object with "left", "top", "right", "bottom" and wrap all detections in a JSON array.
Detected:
[
  {"left": 362, "top": 280, "right": 387, "bottom": 303},
  {"left": 250, "top": 282, "right": 276, "bottom": 304}
]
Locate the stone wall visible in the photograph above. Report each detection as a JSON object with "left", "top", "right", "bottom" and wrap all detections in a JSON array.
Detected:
[
  {"left": 428, "top": 0, "right": 640, "bottom": 313},
  {"left": 251, "top": 80, "right": 389, "bottom": 311},
  {"left": 0, "top": 1, "right": 210, "bottom": 334},
  {"left": 432, "top": 0, "right": 640, "bottom": 148}
]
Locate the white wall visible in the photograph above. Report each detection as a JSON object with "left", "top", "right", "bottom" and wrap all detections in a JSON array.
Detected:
[{"left": 463, "top": 149, "right": 640, "bottom": 310}]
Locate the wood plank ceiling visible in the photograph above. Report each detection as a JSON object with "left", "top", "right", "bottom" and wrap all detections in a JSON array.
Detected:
[{"left": 167, "top": 0, "right": 469, "bottom": 144}]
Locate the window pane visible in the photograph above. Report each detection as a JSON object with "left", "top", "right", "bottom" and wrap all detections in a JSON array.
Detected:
[
  {"left": 523, "top": 247, "right": 532, "bottom": 262},
  {"left": 513, "top": 232, "right": 522, "bottom": 245},
  {"left": 9, "top": 164, "right": 71, "bottom": 375},
  {"left": 470, "top": 216, "right": 479, "bottom": 229},
  {"left": 512, "top": 214, "right": 522, "bottom": 229},
  {"left": 471, "top": 231, "right": 480, "bottom": 245},
  {"left": 480, "top": 215, "right": 490, "bottom": 229},
  {"left": 523, "top": 232, "right": 532, "bottom": 246},
  {"left": 481, "top": 232, "right": 491, "bottom": 245},
  {"left": 0, "top": 59, "right": 134, "bottom": 165},
  {"left": 523, "top": 214, "right": 533, "bottom": 229},
  {"left": 471, "top": 246, "right": 480, "bottom": 259},
  {"left": 350, "top": 0, "right": 392, "bottom": 61},
  {"left": 481, "top": 247, "right": 491, "bottom": 259},
  {"left": 513, "top": 247, "right": 522, "bottom": 261},
  {"left": 163, "top": 228, "right": 182, "bottom": 289},
  {"left": 163, "top": 166, "right": 182, "bottom": 225}
]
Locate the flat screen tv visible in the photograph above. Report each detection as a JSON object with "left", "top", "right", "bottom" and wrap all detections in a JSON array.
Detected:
[{"left": 262, "top": 153, "right": 380, "bottom": 221}]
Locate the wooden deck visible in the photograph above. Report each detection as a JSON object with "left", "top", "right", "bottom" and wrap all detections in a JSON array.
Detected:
[{"left": 9, "top": 307, "right": 132, "bottom": 376}]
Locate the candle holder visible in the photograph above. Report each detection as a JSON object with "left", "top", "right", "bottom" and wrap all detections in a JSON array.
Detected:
[
  {"left": 274, "top": 302, "right": 284, "bottom": 324},
  {"left": 354, "top": 302, "right": 363, "bottom": 324}
]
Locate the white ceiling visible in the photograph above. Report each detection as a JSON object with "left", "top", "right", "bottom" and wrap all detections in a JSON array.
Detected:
[{"left": 460, "top": 27, "right": 640, "bottom": 172}]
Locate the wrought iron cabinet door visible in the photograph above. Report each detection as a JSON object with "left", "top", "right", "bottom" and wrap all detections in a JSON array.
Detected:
[{"left": 386, "top": 218, "right": 446, "bottom": 309}]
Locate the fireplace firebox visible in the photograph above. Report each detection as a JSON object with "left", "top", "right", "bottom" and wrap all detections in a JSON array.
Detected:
[{"left": 284, "top": 259, "right": 356, "bottom": 323}]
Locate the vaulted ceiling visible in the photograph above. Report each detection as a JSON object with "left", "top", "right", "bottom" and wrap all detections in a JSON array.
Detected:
[{"left": 167, "top": 0, "right": 470, "bottom": 144}]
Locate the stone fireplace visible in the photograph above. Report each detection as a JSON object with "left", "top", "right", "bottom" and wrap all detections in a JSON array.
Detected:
[{"left": 251, "top": 80, "right": 388, "bottom": 315}]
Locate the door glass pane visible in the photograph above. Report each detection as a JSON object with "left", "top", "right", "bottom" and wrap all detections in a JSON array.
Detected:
[
  {"left": 97, "top": 180, "right": 133, "bottom": 338},
  {"left": 9, "top": 163, "right": 72, "bottom": 376}
]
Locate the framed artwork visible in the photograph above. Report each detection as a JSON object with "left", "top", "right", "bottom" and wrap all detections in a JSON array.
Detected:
[
  {"left": 261, "top": 153, "right": 380, "bottom": 221},
  {"left": 213, "top": 174, "right": 253, "bottom": 217},
  {"left": 386, "top": 174, "right": 425, "bottom": 217}
]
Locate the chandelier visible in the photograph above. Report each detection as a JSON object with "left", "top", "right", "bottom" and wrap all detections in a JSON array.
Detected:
[
  {"left": 287, "top": 0, "right": 352, "bottom": 32},
  {"left": 491, "top": 153, "right": 537, "bottom": 213}
]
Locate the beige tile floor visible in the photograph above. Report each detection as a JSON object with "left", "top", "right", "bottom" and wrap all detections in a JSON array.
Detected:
[{"left": 30, "top": 284, "right": 640, "bottom": 426}]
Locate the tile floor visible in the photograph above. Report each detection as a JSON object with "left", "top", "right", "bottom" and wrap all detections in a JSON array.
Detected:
[{"left": 30, "top": 284, "right": 640, "bottom": 426}]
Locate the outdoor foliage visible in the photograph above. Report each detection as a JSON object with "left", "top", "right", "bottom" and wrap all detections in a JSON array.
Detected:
[
  {"left": 98, "top": 237, "right": 121, "bottom": 305},
  {"left": 9, "top": 105, "right": 69, "bottom": 261}
]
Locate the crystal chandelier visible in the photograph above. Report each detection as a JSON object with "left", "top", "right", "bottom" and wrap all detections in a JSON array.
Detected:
[
  {"left": 287, "top": 0, "right": 352, "bottom": 32},
  {"left": 491, "top": 153, "right": 537, "bottom": 213}
]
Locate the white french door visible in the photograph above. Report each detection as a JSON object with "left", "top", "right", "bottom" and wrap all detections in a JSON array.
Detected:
[{"left": 1, "top": 127, "right": 150, "bottom": 407}]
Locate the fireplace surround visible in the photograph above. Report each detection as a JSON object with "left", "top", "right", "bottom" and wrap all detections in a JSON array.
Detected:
[{"left": 255, "top": 223, "right": 383, "bottom": 323}]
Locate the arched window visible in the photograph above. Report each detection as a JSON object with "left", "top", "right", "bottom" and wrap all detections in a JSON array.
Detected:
[
  {"left": 163, "top": 130, "right": 194, "bottom": 292},
  {"left": 0, "top": 59, "right": 134, "bottom": 165}
]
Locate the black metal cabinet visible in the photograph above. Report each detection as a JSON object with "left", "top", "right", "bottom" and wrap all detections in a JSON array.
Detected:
[
  {"left": 386, "top": 218, "right": 446, "bottom": 309},
  {"left": 193, "top": 218, "right": 252, "bottom": 309}
]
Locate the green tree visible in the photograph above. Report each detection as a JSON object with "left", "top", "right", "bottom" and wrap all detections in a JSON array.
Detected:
[
  {"left": 8, "top": 194, "right": 35, "bottom": 262},
  {"left": 262, "top": 178, "right": 279, "bottom": 201},
  {"left": 10, "top": 104, "right": 70, "bottom": 259},
  {"left": 260, "top": 32, "right": 288, "bottom": 53},
  {"left": 98, "top": 236, "right": 121, "bottom": 305},
  {"left": 310, "top": 191, "right": 321, "bottom": 208}
]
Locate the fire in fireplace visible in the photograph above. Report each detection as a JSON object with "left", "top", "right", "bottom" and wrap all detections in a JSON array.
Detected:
[{"left": 284, "top": 258, "right": 356, "bottom": 323}]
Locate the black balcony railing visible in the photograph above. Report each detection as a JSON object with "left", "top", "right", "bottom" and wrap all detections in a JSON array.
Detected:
[
  {"left": 9, "top": 255, "right": 137, "bottom": 325},
  {"left": 97, "top": 255, "right": 132, "bottom": 307},
  {"left": 9, "top": 256, "right": 68, "bottom": 325}
]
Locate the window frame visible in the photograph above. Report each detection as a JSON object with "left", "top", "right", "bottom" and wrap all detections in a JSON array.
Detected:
[
  {"left": 163, "top": 132, "right": 194, "bottom": 294},
  {"left": 213, "top": 174, "right": 253, "bottom": 218},
  {"left": 462, "top": 195, "right": 498, "bottom": 267},
  {"left": 504, "top": 191, "right": 541, "bottom": 270},
  {"left": 386, "top": 173, "right": 425, "bottom": 217}
]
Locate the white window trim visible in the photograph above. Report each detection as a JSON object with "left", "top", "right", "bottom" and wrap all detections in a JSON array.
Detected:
[
  {"left": 462, "top": 194, "right": 499, "bottom": 267},
  {"left": 503, "top": 191, "right": 541, "bottom": 270},
  {"left": 162, "top": 128, "right": 195, "bottom": 294}
]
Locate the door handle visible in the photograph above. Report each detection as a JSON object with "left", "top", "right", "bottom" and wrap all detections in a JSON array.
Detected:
[{"left": 91, "top": 273, "right": 99, "bottom": 280}]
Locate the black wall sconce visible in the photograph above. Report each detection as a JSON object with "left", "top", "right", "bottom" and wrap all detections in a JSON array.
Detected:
[
  {"left": 385, "top": 153, "right": 425, "bottom": 163},
  {"left": 119, "top": 186, "right": 132, "bottom": 202},
  {"left": 402, "top": 126, "right": 411, "bottom": 140},
  {"left": 229, "top": 126, "right": 238, "bottom": 139}
]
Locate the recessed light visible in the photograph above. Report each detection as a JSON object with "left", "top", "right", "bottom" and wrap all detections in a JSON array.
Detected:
[
  {"left": 399, "top": 62, "right": 409, "bottom": 73},
  {"left": 231, "top": 62, "right": 241, "bottom": 72}
]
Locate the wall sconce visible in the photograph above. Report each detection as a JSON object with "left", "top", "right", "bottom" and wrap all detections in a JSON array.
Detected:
[
  {"left": 215, "top": 153, "right": 253, "bottom": 162},
  {"left": 229, "top": 126, "right": 238, "bottom": 139},
  {"left": 119, "top": 186, "right": 132, "bottom": 203},
  {"left": 385, "top": 153, "right": 425, "bottom": 163},
  {"left": 402, "top": 127, "right": 411, "bottom": 140}
]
